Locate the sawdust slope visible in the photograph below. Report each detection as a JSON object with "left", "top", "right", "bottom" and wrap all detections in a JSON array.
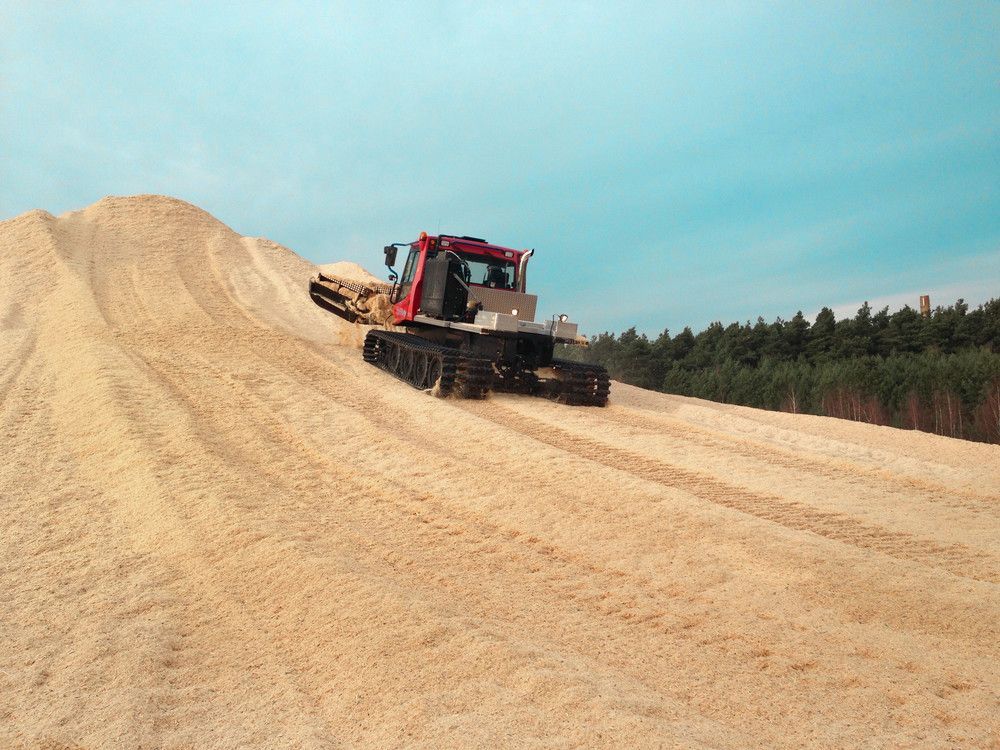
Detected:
[{"left": 1, "top": 195, "right": 997, "bottom": 749}]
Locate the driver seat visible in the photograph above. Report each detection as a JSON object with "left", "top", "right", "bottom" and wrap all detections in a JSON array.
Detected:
[{"left": 485, "top": 265, "right": 508, "bottom": 288}]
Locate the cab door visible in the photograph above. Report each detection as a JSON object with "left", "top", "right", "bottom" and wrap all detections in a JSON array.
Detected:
[{"left": 395, "top": 246, "right": 420, "bottom": 303}]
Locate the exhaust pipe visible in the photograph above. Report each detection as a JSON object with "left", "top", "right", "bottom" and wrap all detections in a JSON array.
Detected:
[{"left": 517, "top": 249, "right": 534, "bottom": 293}]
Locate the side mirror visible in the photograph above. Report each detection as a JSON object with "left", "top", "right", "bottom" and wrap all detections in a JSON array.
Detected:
[{"left": 384, "top": 245, "right": 398, "bottom": 267}]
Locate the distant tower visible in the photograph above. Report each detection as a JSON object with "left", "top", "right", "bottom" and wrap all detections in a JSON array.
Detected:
[{"left": 919, "top": 295, "right": 931, "bottom": 318}]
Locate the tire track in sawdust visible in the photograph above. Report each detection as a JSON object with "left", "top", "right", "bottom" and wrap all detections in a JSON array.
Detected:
[
  {"left": 602, "top": 406, "right": 999, "bottom": 511},
  {"left": 130, "top": 337, "right": 784, "bottom": 665},
  {"left": 462, "top": 402, "right": 1000, "bottom": 585},
  {"left": 212, "top": 351, "right": 1000, "bottom": 639},
  {"left": 105, "top": 347, "right": 769, "bottom": 741},
  {"left": 135, "top": 346, "right": 1000, "bottom": 745},
  {"left": 151, "top": 345, "right": 684, "bottom": 627},
  {"left": 157, "top": 330, "right": 791, "bottom": 632}
]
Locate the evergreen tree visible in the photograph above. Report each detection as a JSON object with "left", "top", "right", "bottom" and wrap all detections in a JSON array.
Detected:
[
  {"left": 883, "top": 306, "right": 923, "bottom": 354},
  {"left": 672, "top": 326, "right": 696, "bottom": 362},
  {"left": 784, "top": 311, "right": 810, "bottom": 360},
  {"left": 808, "top": 307, "right": 836, "bottom": 361}
]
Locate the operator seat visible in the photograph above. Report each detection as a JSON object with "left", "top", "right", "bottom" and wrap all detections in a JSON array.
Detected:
[{"left": 485, "top": 265, "right": 508, "bottom": 288}]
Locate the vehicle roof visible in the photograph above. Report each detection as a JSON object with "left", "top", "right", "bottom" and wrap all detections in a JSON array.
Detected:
[{"left": 430, "top": 234, "right": 525, "bottom": 257}]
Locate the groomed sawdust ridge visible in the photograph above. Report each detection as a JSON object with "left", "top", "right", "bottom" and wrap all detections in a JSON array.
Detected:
[
  {"left": 74, "top": 193, "right": 228, "bottom": 225},
  {"left": 1, "top": 207, "right": 56, "bottom": 229},
  {"left": 1, "top": 195, "right": 998, "bottom": 749}
]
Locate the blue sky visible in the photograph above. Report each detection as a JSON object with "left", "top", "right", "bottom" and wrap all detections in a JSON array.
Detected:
[{"left": 2, "top": 2, "right": 997, "bottom": 335}]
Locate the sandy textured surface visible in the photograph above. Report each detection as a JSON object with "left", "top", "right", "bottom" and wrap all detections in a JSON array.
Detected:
[
  {"left": 1, "top": 195, "right": 998, "bottom": 748},
  {"left": 318, "top": 261, "right": 384, "bottom": 284}
]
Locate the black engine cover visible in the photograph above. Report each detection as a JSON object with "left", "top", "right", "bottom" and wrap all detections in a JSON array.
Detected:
[{"left": 420, "top": 253, "right": 468, "bottom": 320}]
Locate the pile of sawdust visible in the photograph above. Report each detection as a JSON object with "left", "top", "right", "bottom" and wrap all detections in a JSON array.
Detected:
[
  {"left": 361, "top": 293, "right": 395, "bottom": 326},
  {"left": 1, "top": 195, "right": 998, "bottom": 748},
  {"left": 320, "top": 260, "right": 386, "bottom": 285}
]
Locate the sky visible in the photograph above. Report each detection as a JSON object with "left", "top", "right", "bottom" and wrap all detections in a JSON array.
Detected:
[{"left": 2, "top": 1, "right": 998, "bottom": 335}]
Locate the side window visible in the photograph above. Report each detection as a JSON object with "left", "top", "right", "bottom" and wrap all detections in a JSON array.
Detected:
[
  {"left": 401, "top": 248, "right": 419, "bottom": 283},
  {"left": 397, "top": 248, "right": 420, "bottom": 300}
]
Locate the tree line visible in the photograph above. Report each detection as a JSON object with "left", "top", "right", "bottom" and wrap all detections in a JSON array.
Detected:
[{"left": 561, "top": 298, "right": 1000, "bottom": 443}]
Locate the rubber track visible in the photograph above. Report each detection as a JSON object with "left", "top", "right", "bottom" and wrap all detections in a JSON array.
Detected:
[
  {"left": 364, "top": 329, "right": 493, "bottom": 399},
  {"left": 551, "top": 359, "right": 611, "bottom": 407},
  {"left": 363, "top": 332, "right": 608, "bottom": 405},
  {"left": 464, "top": 404, "right": 1000, "bottom": 584}
]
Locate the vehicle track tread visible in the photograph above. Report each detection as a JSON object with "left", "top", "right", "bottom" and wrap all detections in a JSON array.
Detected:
[{"left": 364, "top": 329, "right": 493, "bottom": 398}]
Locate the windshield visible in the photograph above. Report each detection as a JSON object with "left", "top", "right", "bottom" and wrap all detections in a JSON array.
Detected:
[{"left": 453, "top": 251, "right": 516, "bottom": 289}]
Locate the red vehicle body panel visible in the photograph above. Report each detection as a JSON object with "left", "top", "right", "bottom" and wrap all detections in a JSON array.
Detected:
[{"left": 392, "top": 234, "right": 528, "bottom": 325}]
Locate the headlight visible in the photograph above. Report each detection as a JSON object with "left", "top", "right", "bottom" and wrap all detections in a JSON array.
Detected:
[{"left": 511, "top": 308, "right": 518, "bottom": 316}]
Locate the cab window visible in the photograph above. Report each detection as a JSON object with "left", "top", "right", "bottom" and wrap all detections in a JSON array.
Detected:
[{"left": 397, "top": 247, "right": 420, "bottom": 300}]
